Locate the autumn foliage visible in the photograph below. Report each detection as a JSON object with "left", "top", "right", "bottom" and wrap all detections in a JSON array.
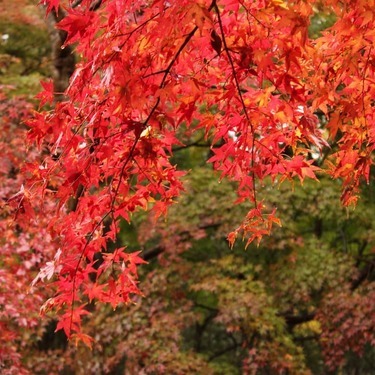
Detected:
[
  {"left": 29, "top": 0, "right": 375, "bottom": 332},
  {"left": 1, "top": 0, "right": 375, "bottom": 372}
]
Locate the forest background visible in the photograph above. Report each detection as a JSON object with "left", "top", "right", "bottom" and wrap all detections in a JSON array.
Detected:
[{"left": 0, "top": 0, "right": 375, "bottom": 374}]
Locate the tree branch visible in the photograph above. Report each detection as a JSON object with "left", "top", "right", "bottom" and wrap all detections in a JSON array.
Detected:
[
  {"left": 280, "top": 312, "right": 316, "bottom": 327},
  {"left": 44, "top": 7, "right": 75, "bottom": 102},
  {"left": 141, "top": 222, "right": 222, "bottom": 261},
  {"left": 351, "top": 260, "right": 375, "bottom": 291},
  {"left": 213, "top": 2, "right": 258, "bottom": 205},
  {"left": 208, "top": 343, "right": 239, "bottom": 361}
]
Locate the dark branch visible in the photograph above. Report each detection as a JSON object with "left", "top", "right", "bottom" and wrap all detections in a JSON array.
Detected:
[
  {"left": 209, "top": 343, "right": 239, "bottom": 361},
  {"left": 44, "top": 6, "right": 75, "bottom": 101},
  {"left": 195, "top": 303, "right": 219, "bottom": 312},
  {"left": 281, "top": 312, "right": 316, "bottom": 327},
  {"left": 294, "top": 334, "right": 320, "bottom": 342},
  {"left": 71, "top": 0, "right": 84, "bottom": 8},
  {"left": 195, "top": 310, "right": 217, "bottom": 352},
  {"left": 141, "top": 222, "right": 222, "bottom": 261},
  {"left": 351, "top": 260, "right": 375, "bottom": 291},
  {"left": 89, "top": 0, "right": 102, "bottom": 11},
  {"left": 142, "top": 245, "right": 164, "bottom": 261}
]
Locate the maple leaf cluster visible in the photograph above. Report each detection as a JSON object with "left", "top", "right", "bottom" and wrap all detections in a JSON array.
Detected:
[
  {"left": 19, "top": 0, "right": 375, "bottom": 342},
  {"left": 318, "top": 284, "right": 375, "bottom": 370},
  {"left": 0, "top": 87, "right": 59, "bottom": 374}
]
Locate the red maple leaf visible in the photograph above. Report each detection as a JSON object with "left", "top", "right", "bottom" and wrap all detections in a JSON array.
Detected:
[
  {"left": 39, "top": 0, "right": 60, "bottom": 15},
  {"left": 35, "top": 79, "right": 54, "bottom": 107}
]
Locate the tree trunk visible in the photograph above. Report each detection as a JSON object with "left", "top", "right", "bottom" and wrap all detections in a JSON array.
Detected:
[{"left": 45, "top": 8, "right": 75, "bottom": 101}]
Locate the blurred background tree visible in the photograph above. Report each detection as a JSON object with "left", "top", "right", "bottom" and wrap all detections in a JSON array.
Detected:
[{"left": 0, "top": 0, "right": 50, "bottom": 96}]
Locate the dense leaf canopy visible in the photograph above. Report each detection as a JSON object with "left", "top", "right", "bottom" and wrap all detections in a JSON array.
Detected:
[{"left": 0, "top": 0, "right": 375, "bottom": 373}]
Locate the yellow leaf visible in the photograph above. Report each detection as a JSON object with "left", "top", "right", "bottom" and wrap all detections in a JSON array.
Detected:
[
  {"left": 140, "top": 125, "right": 152, "bottom": 138},
  {"left": 271, "top": 0, "right": 289, "bottom": 10}
]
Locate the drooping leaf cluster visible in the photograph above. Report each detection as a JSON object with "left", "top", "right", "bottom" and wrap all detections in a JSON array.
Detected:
[{"left": 23, "top": 0, "right": 375, "bottom": 339}]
